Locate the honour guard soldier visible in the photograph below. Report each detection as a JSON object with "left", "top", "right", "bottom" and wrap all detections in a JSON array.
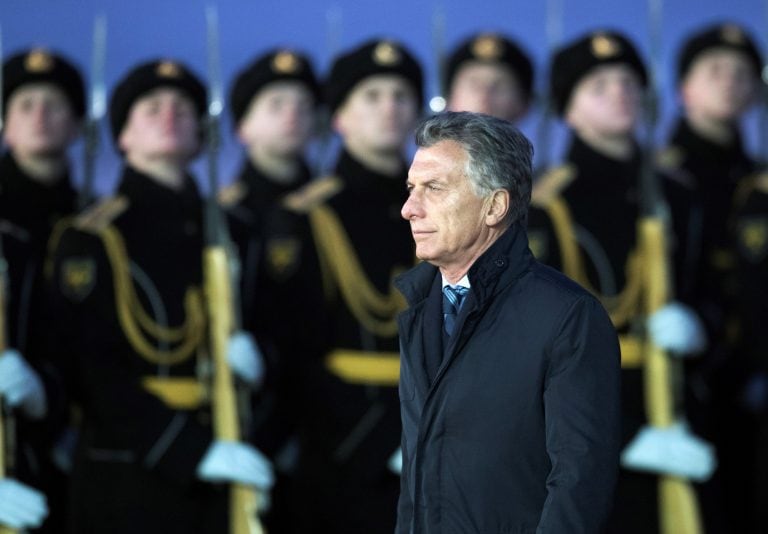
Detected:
[
  {"left": 444, "top": 32, "right": 533, "bottom": 123},
  {"left": 287, "top": 38, "right": 422, "bottom": 534},
  {"left": 0, "top": 48, "right": 84, "bottom": 532},
  {"left": 527, "top": 30, "right": 715, "bottom": 533},
  {"left": 45, "top": 59, "right": 272, "bottom": 533},
  {"left": 222, "top": 48, "right": 322, "bottom": 531},
  {"left": 661, "top": 24, "right": 764, "bottom": 530}
]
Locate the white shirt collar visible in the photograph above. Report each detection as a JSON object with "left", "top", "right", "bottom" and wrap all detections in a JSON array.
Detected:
[{"left": 441, "top": 274, "right": 470, "bottom": 290}]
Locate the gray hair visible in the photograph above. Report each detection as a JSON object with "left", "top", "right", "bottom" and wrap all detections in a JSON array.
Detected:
[{"left": 414, "top": 111, "right": 533, "bottom": 226}]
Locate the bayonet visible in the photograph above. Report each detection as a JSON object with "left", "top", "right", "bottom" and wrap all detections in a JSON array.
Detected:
[
  {"left": 80, "top": 14, "right": 107, "bottom": 210},
  {"left": 534, "top": 0, "right": 563, "bottom": 170}
]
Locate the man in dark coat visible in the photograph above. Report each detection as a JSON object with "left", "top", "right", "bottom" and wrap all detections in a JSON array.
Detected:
[
  {"left": 395, "top": 111, "right": 621, "bottom": 533},
  {"left": 0, "top": 48, "right": 84, "bottom": 532}
]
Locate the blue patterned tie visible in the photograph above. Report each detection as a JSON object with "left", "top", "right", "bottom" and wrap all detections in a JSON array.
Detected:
[{"left": 442, "top": 285, "right": 469, "bottom": 336}]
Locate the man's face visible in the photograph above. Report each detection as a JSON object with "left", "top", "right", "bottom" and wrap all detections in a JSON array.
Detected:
[
  {"left": 118, "top": 87, "right": 200, "bottom": 162},
  {"left": 681, "top": 48, "right": 758, "bottom": 122},
  {"left": 333, "top": 74, "right": 419, "bottom": 153},
  {"left": 448, "top": 61, "right": 528, "bottom": 122},
  {"left": 565, "top": 64, "right": 643, "bottom": 138},
  {"left": 402, "top": 140, "right": 493, "bottom": 270},
  {"left": 3, "top": 83, "right": 79, "bottom": 157},
  {"left": 237, "top": 80, "right": 315, "bottom": 158}
]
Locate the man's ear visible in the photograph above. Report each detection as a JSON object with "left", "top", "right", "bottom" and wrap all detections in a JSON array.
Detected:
[{"left": 485, "top": 189, "right": 509, "bottom": 226}]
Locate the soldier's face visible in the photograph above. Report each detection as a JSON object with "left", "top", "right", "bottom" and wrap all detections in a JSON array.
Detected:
[
  {"left": 448, "top": 62, "right": 528, "bottom": 122},
  {"left": 2, "top": 83, "right": 79, "bottom": 157},
  {"left": 681, "top": 49, "right": 758, "bottom": 122},
  {"left": 237, "top": 81, "right": 315, "bottom": 158},
  {"left": 118, "top": 87, "right": 200, "bottom": 163},
  {"left": 565, "top": 64, "right": 643, "bottom": 138},
  {"left": 333, "top": 74, "right": 419, "bottom": 154},
  {"left": 403, "top": 140, "right": 506, "bottom": 272}
]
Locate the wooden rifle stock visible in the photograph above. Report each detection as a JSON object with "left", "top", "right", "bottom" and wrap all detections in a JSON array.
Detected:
[
  {"left": 640, "top": 218, "right": 703, "bottom": 534},
  {"left": 204, "top": 247, "right": 264, "bottom": 534}
]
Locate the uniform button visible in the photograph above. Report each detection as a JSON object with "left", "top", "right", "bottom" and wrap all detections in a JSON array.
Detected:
[{"left": 494, "top": 259, "right": 506, "bottom": 267}]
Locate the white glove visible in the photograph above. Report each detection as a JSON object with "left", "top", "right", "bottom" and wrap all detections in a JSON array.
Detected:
[
  {"left": 388, "top": 447, "right": 403, "bottom": 475},
  {"left": 621, "top": 422, "right": 716, "bottom": 482},
  {"left": 647, "top": 302, "right": 707, "bottom": 356},
  {"left": 0, "top": 349, "right": 47, "bottom": 419},
  {"left": 0, "top": 478, "right": 48, "bottom": 530},
  {"left": 197, "top": 440, "right": 274, "bottom": 490},
  {"left": 227, "top": 331, "right": 265, "bottom": 387}
]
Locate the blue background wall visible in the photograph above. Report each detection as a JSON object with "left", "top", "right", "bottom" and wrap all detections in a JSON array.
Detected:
[{"left": 1, "top": 0, "right": 766, "bottom": 194}]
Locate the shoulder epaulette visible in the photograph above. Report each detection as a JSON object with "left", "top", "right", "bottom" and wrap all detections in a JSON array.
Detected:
[
  {"left": 73, "top": 195, "right": 129, "bottom": 233},
  {"left": 282, "top": 175, "right": 344, "bottom": 214},
  {"left": 531, "top": 164, "right": 576, "bottom": 208},
  {"left": 218, "top": 180, "right": 248, "bottom": 208}
]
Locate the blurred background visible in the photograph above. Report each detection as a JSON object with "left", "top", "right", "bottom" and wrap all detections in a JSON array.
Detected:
[{"left": 1, "top": 0, "right": 766, "bottom": 193}]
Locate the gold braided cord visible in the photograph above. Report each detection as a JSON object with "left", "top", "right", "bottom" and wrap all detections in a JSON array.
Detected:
[
  {"left": 545, "top": 197, "right": 644, "bottom": 328},
  {"left": 99, "top": 225, "right": 205, "bottom": 365},
  {"left": 309, "top": 204, "right": 407, "bottom": 337}
]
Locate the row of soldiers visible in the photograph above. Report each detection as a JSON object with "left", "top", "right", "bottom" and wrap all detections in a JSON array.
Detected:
[{"left": 0, "top": 20, "right": 766, "bottom": 534}]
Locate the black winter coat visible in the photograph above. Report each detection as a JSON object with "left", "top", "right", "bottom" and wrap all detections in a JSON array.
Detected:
[{"left": 395, "top": 223, "right": 621, "bottom": 534}]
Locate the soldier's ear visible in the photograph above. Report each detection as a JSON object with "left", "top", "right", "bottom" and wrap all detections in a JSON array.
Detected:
[{"left": 485, "top": 189, "right": 509, "bottom": 227}]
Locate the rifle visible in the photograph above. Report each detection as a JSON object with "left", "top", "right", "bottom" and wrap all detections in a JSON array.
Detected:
[
  {"left": 639, "top": 1, "right": 703, "bottom": 532},
  {"left": 0, "top": 23, "right": 19, "bottom": 534},
  {"left": 79, "top": 15, "right": 107, "bottom": 210},
  {"left": 534, "top": 0, "right": 562, "bottom": 170},
  {"left": 201, "top": 7, "right": 264, "bottom": 534}
]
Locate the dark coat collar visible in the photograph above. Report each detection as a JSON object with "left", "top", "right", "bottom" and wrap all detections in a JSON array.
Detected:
[{"left": 396, "top": 221, "right": 532, "bottom": 311}]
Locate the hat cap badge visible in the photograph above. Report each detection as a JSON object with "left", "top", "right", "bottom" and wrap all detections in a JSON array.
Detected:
[
  {"left": 373, "top": 42, "right": 401, "bottom": 66},
  {"left": 156, "top": 61, "right": 182, "bottom": 79},
  {"left": 25, "top": 49, "right": 54, "bottom": 73},
  {"left": 720, "top": 24, "right": 746, "bottom": 46},
  {"left": 471, "top": 35, "right": 503, "bottom": 60},
  {"left": 591, "top": 34, "right": 621, "bottom": 58},
  {"left": 272, "top": 51, "right": 300, "bottom": 74}
]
